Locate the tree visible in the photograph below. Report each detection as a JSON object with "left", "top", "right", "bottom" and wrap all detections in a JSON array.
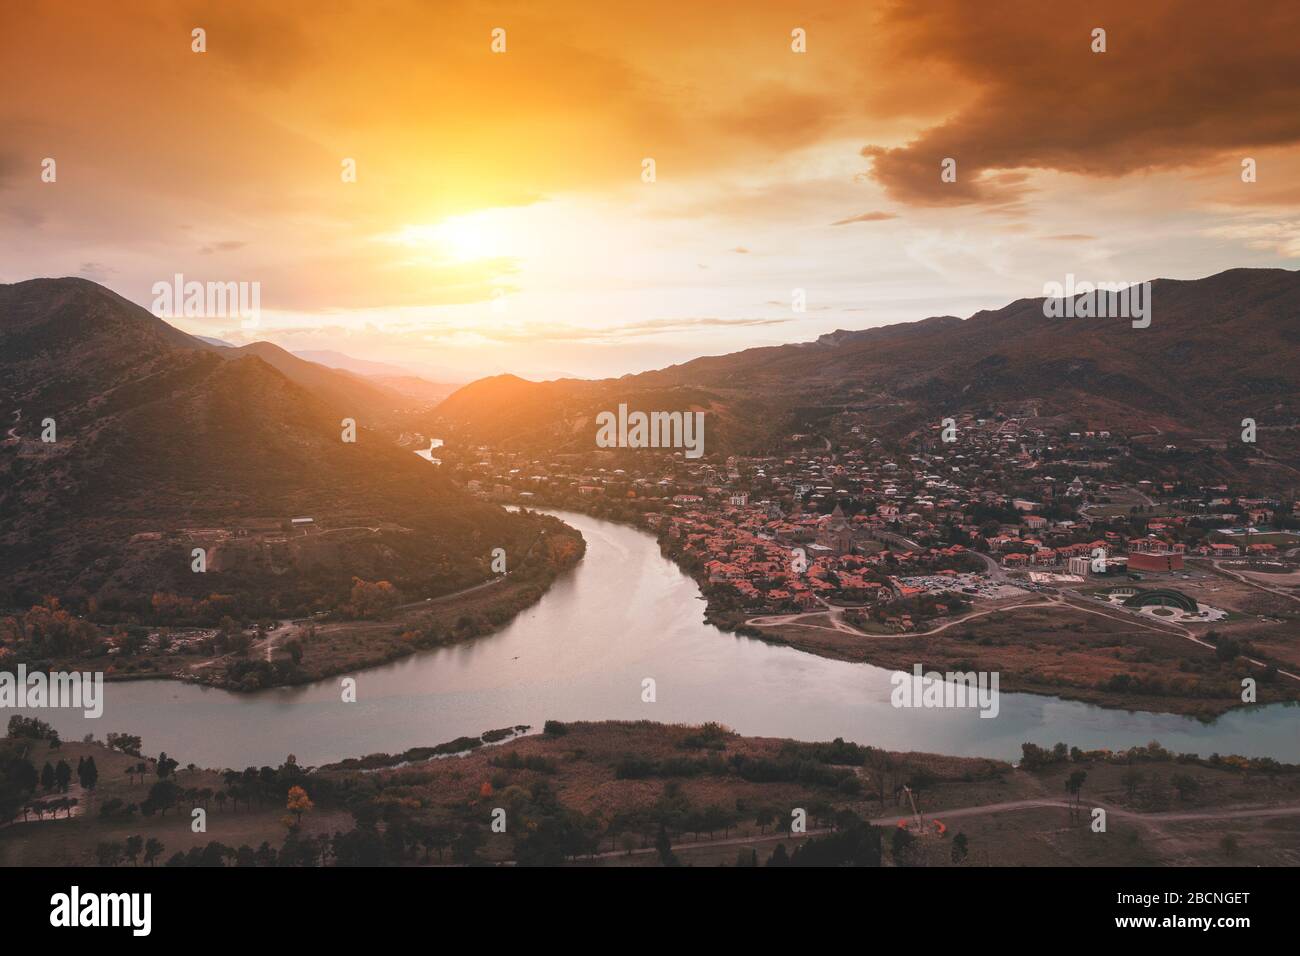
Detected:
[
  {"left": 106, "top": 733, "right": 143, "bottom": 756},
  {"left": 423, "top": 823, "right": 454, "bottom": 862},
  {"left": 199, "top": 841, "right": 234, "bottom": 867},
  {"left": 1171, "top": 773, "right": 1200, "bottom": 802},
  {"left": 1214, "top": 636, "right": 1241, "bottom": 662},
  {"left": 699, "top": 803, "right": 733, "bottom": 839},
  {"left": 286, "top": 785, "right": 314, "bottom": 825},
  {"left": 143, "top": 780, "right": 180, "bottom": 817},
  {"left": 95, "top": 841, "right": 124, "bottom": 867},
  {"left": 54, "top": 759, "right": 72, "bottom": 792},
  {"left": 124, "top": 835, "right": 143, "bottom": 866},
  {"left": 1065, "top": 769, "right": 1088, "bottom": 821},
  {"left": 144, "top": 838, "right": 165, "bottom": 867},
  {"left": 654, "top": 824, "right": 678, "bottom": 867},
  {"left": 451, "top": 826, "right": 485, "bottom": 865},
  {"left": 346, "top": 578, "right": 401, "bottom": 618},
  {"left": 80, "top": 757, "right": 99, "bottom": 788},
  {"left": 1121, "top": 767, "right": 1144, "bottom": 801},
  {"left": 40, "top": 762, "right": 55, "bottom": 792},
  {"left": 906, "top": 769, "right": 937, "bottom": 803},
  {"left": 782, "top": 819, "right": 882, "bottom": 866},
  {"left": 951, "top": 832, "right": 969, "bottom": 864},
  {"left": 766, "top": 843, "right": 789, "bottom": 867},
  {"left": 0, "top": 747, "right": 39, "bottom": 822},
  {"left": 891, "top": 827, "right": 916, "bottom": 866},
  {"left": 20, "top": 597, "right": 98, "bottom": 655}
]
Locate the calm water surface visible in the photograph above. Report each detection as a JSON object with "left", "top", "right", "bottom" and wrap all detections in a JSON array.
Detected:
[{"left": 15, "top": 510, "right": 1299, "bottom": 767}]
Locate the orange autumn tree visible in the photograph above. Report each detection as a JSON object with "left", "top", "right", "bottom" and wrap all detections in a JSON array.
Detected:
[
  {"left": 286, "top": 785, "right": 314, "bottom": 825},
  {"left": 345, "top": 578, "right": 400, "bottom": 619},
  {"left": 545, "top": 536, "right": 581, "bottom": 570}
]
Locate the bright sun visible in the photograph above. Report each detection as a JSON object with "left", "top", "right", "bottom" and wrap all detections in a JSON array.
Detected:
[
  {"left": 390, "top": 212, "right": 506, "bottom": 263},
  {"left": 432, "top": 215, "right": 498, "bottom": 262}
]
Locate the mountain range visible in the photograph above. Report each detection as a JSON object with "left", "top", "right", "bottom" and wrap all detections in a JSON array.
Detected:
[
  {"left": 433, "top": 268, "right": 1300, "bottom": 478},
  {"left": 0, "top": 278, "right": 543, "bottom": 615},
  {"left": 3, "top": 267, "right": 1297, "bottom": 611}
]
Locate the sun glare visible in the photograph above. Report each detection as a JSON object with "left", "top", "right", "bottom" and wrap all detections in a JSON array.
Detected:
[
  {"left": 389, "top": 212, "right": 510, "bottom": 263},
  {"left": 432, "top": 214, "right": 498, "bottom": 262}
]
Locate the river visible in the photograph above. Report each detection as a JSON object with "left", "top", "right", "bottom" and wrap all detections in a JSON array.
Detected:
[{"left": 12, "top": 510, "right": 1299, "bottom": 768}]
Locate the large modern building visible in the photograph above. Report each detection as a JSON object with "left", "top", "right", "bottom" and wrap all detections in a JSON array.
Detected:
[
  {"left": 1127, "top": 550, "right": 1185, "bottom": 573},
  {"left": 1066, "top": 556, "right": 1091, "bottom": 577}
]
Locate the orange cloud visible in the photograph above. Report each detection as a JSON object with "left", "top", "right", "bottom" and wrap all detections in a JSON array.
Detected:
[{"left": 861, "top": 0, "right": 1300, "bottom": 206}]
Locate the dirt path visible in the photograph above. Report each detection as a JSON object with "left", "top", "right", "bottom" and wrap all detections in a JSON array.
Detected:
[
  {"left": 747, "top": 599, "right": 1060, "bottom": 639},
  {"left": 749, "top": 589, "right": 1300, "bottom": 684},
  {"left": 537, "top": 798, "right": 1300, "bottom": 863},
  {"left": 1200, "top": 558, "right": 1300, "bottom": 604},
  {"left": 392, "top": 529, "right": 546, "bottom": 612},
  {"left": 243, "top": 529, "right": 551, "bottom": 661}
]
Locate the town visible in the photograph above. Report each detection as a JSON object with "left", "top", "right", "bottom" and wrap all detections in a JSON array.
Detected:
[{"left": 426, "top": 410, "right": 1300, "bottom": 714}]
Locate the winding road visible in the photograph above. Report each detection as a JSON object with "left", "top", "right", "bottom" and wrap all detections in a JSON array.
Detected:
[
  {"left": 748, "top": 585, "right": 1300, "bottom": 684},
  {"left": 563, "top": 798, "right": 1300, "bottom": 863},
  {"left": 1198, "top": 556, "right": 1300, "bottom": 605}
]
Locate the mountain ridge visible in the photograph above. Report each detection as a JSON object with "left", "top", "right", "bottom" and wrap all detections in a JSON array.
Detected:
[
  {"left": 0, "top": 278, "right": 548, "bottom": 614},
  {"left": 433, "top": 267, "right": 1300, "bottom": 465}
]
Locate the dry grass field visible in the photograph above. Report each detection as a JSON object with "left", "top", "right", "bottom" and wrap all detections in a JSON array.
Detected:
[{"left": 5, "top": 722, "right": 1298, "bottom": 867}]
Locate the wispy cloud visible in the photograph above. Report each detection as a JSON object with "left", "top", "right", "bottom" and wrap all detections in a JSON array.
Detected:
[
  {"left": 198, "top": 240, "right": 248, "bottom": 255},
  {"left": 831, "top": 211, "right": 899, "bottom": 226},
  {"left": 1203, "top": 220, "right": 1300, "bottom": 258}
]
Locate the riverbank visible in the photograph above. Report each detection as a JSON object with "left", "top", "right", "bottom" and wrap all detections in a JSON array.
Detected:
[
  {"left": 504, "top": 492, "right": 1300, "bottom": 719},
  {"left": 6, "top": 720, "right": 1299, "bottom": 867},
  {"left": 738, "top": 602, "right": 1299, "bottom": 719},
  {"left": 3, "top": 516, "right": 586, "bottom": 693},
  {"left": 8, "top": 508, "right": 1299, "bottom": 769},
  {"left": 196, "top": 548, "right": 585, "bottom": 692}
]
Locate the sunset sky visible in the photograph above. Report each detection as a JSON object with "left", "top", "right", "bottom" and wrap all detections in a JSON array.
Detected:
[{"left": 3, "top": 1, "right": 1299, "bottom": 381}]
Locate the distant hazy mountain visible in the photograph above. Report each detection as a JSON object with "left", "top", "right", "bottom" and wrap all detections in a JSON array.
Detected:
[
  {"left": 0, "top": 277, "right": 543, "bottom": 612},
  {"left": 368, "top": 375, "right": 460, "bottom": 404},
  {"left": 227, "top": 342, "right": 417, "bottom": 425},
  {"left": 292, "top": 349, "right": 461, "bottom": 406},
  {"left": 434, "top": 267, "right": 1300, "bottom": 467},
  {"left": 296, "top": 348, "right": 462, "bottom": 383},
  {"left": 293, "top": 349, "right": 415, "bottom": 377}
]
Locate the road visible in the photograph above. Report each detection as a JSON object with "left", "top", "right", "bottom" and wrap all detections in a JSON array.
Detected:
[
  {"left": 392, "top": 527, "right": 547, "bottom": 612},
  {"left": 498, "top": 798, "right": 1300, "bottom": 864},
  {"left": 970, "top": 548, "right": 1012, "bottom": 583},
  {"left": 747, "top": 598, "right": 1061, "bottom": 639},
  {"left": 748, "top": 585, "right": 1300, "bottom": 684},
  {"left": 1196, "top": 557, "right": 1300, "bottom": 605}
]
